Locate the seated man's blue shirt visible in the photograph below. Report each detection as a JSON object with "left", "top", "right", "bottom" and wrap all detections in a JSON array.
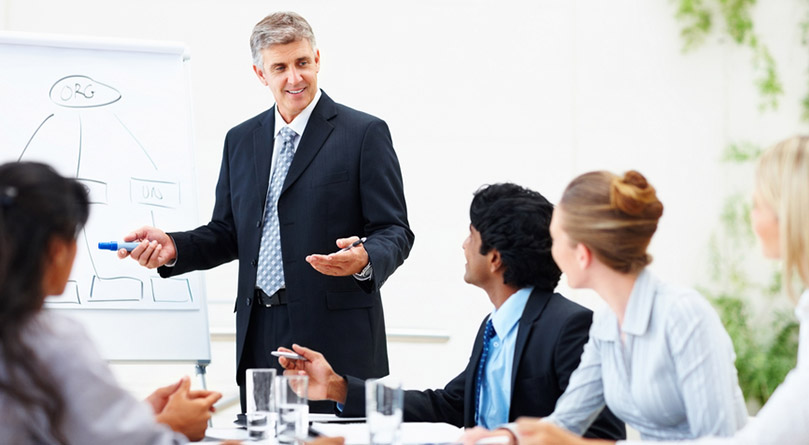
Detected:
[{"left": 478, "top": 286, "right": 532, "bottom": 428}]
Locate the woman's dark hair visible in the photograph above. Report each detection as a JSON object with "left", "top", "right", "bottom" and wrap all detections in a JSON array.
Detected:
[
  {"left": 0, "top": 161, "right": 89, "bottom": 444},
  {"left": 470, "top": 183, "right": 561, "bottom": 291}
]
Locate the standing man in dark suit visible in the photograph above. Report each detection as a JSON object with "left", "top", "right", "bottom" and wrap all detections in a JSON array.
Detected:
[
  {"left": 278, "top": 184, "right": 624, "bottom": 440},
  {"left": 120, "top": 11, "right": 414, "bottom": 413}
]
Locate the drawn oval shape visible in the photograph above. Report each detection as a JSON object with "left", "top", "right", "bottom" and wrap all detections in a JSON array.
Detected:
[{"left": 49, "top": 75, "right": 122, "bottom": 108}]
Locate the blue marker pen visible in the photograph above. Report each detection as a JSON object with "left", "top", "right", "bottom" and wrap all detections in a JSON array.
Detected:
[{"left": 98, "top": 241, "right": 140, "bottom": 251}]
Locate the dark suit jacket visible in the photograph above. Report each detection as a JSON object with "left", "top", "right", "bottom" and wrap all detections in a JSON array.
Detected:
[
  {"left": 340, "top": 290, "right": 625, "bottom": 440},
  {"left": 158, "top": 91, "right": 414, "bottom": 382}
]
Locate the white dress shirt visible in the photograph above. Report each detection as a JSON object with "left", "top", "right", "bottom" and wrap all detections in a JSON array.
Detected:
[
  {"left": 546, "top": 269, "right": 747, "bottom": 440},
  {"left": 629, "top": 289, "right": 809, "bottom": 445},
  {"left": 270, "top": 88, "right": 321, "bottom": 177}
]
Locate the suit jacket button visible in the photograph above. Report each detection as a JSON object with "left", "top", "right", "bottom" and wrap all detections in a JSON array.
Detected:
[
  {"left": 246, "top": 297, "right": 252, "bottom": 306},
  {"left": 251, "top": 260, "right": 257, "bottom": 267},
  {"left": 256, "top": 220, "right": 262, "bottom": 228}
]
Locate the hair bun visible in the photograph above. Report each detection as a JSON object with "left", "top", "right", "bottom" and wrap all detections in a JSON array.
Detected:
[
  {"left": 610, "top": 170, "right": 663, "bottom": 218},
  {"left": 622, "top": 170, "right": 649, "bottom": 189}
]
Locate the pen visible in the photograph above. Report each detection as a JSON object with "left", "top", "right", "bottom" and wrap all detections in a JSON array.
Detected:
[
  {"left": 98, "top": 241, "right": 141, "bottom": 252},
  {"left": 337, "top": 237, "right": 367, "bottom": 253}
]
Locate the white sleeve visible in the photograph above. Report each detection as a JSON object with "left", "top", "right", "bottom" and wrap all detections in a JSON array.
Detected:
[{"left": 43, "top": 315, "right": 187, "bottom": 445}]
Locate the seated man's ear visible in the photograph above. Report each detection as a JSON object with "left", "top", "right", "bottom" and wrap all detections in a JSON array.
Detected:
[{"left": 489, "top": 248, "right": 503, "bottom": 274}]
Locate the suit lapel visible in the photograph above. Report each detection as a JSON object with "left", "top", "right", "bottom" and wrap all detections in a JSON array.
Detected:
[
  {"left": 282, "top": 92, "right": 337, "bottom": 194},
  {"left": 510, "top": 289, "right": 553, "bottom": 395},
  {"left": 253, "top": 109, "right": 275, "bottom": 205}
]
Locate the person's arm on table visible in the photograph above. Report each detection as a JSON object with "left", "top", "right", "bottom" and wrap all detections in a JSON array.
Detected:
[
  {"left": 544, "top": 329, "right": 608, "bottom": 435},
  {"left": 515, "top": 418, "right": 616, "bottom": 445},
  {"left": 154, "top": 376, "right": 222, "bottom": 441},
  {"left": 277, "top": 344, "right": 348, "bottom": 404}
]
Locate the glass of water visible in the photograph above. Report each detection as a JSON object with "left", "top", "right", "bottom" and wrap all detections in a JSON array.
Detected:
[
  {"left": 246, "top": 368, "right": 276, "bottom": 441},
  {"left": 275, "top": 374, "right": 309, "bottom": 443},
  {"left": 366, "top": 378, "right": 403, "bottom": 445}
]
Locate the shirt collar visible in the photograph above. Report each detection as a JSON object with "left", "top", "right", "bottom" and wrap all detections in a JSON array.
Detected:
[
  {"left": 591, "top": 268, "right": 657, "bottom": 341},
  {"left": 489, "top": 287, "right": 533, "bottom": 340},
  {"left": 274, "top": 88, "right": 322, "bottom": 139}
]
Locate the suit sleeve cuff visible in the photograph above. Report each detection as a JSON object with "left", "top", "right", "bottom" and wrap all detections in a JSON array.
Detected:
[
  {"left": 337, "top": 375, "right": 368, "bottom": 418},
  {"left": 164, "top": 234, "right": 178, "bottom": 267}
]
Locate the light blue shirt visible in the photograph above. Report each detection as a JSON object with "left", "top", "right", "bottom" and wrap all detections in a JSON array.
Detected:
[
  {"left": 546, "top": 269, "right": 747, "bottom": 440},
  {"left": 478, "top": 286, "right": 532, "bottom": 428}
]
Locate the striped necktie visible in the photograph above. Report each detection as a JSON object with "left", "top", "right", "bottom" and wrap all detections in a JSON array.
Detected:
[{"left": 256, "top": 126, "right": 297, "bottom": 295}]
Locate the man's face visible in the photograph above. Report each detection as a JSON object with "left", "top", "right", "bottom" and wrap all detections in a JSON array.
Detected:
[
  {"left": 462, "top": 225, "right": 490, "bottom": 287},
  {"left": 253, "top": 39, "right": 320, "bottom": 123}
]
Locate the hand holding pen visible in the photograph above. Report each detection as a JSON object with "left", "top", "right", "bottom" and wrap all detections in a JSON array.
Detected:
[
  {"left": 305, "top": 236, "right": 369, "bottom": 277},
  {"left": 336, "top": 237, "right": 366, "bottom": 253}
]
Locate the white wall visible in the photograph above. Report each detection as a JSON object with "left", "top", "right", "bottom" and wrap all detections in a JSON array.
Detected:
[{"left": 3, "top": 0, "right": 808, "bottom": 424}]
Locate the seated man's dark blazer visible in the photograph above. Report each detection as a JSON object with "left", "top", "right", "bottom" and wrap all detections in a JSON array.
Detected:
[{"left": 340, "top": 289, "right": 626, "bottom": 440}]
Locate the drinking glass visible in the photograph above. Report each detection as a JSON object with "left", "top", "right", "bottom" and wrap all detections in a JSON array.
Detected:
[
  {"left": 246, "top": 368, "right": 276, "bottom": 441},
  {"left": 366, "top": 378, "right": 403, "bottom": 445},
  {"left": 275, "top": 374, "right": 309, "bottom": 443}
]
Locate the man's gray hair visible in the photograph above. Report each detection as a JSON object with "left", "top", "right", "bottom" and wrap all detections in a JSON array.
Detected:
[{"left": 250, "top": 11, "right": 317, "bottom": 68}]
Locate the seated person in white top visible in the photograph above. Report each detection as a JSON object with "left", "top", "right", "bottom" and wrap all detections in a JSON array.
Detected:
[
  {"left": 512, "top": 136, "right": 809, "bottom": 445},
  {"left": 467, "top": 170, "right": 747, "bottom": 444},
  {"left": 0, "top": 162, "right": 222, "bottom": 444}
]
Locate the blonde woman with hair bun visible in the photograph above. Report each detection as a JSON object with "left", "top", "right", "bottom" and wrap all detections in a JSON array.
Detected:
[
  {"left": 464, "top": 170, "right": 749, "bottom": 445},
  {"left": 505, "top": 143, "right": 809, "bottom": 444},
  {"left": 617, "top": 135, "right": 809, "bottom": 445}
]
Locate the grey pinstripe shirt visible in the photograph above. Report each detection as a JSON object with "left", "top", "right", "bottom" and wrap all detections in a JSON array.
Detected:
[
  {"left": 546, "top": 269, "right": 747, "bottom": 440},
  {"left": 629, "top": 290, "right": 809, "bottom": 445}
]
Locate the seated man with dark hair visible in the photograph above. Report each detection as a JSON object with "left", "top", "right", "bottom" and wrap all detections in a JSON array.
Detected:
[{"left": 278, "top": 183, "right": 625, "bottom": 440}]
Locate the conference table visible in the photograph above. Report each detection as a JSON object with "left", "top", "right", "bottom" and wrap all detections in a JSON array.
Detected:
[{"left": 203, "top": 415, "right": 468, "bottom": 444}]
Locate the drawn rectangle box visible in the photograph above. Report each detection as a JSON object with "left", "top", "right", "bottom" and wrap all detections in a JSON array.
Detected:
[
  {"left": 46, "top": 281, "right": 80, "bottom": 304},
  {"left": 78, "top": 178, "right": 108, "bottom": 204},
  {"left": 130, "top": 178, "right": 180, "bottom": 208}
]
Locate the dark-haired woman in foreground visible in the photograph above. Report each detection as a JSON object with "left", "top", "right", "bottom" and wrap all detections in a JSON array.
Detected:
[{"left": 0, "top": 161, "right": 221, "bottom": 444}]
